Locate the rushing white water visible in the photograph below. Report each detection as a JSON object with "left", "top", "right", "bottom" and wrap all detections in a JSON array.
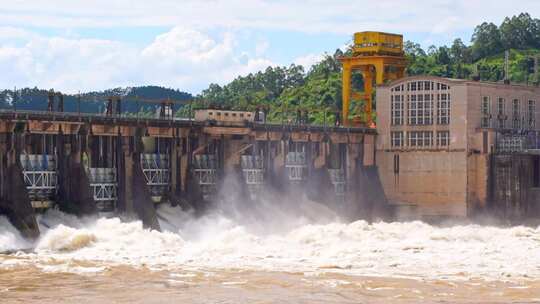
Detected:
[
  {"left": 1, "top": 202, "right": 540, "bottom": 282},
  {"left": 0, "top": 217, "right": 31, "bottom": 252}
]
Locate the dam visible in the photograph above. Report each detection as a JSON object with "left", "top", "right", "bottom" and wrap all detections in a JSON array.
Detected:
[
  {"left": 2, "top": 31, "right": 540, "bottom": 239},
  {"left": 0, "top": 101, "right": 384, "bottom": 238}
]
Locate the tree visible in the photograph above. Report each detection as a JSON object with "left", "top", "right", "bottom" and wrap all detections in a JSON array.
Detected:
[
  {"left": 450, "top": 38, "right": 472, "bottom": 64},
  {"left": 471, "top": 22, "right": 503, "bottom": 60},
  {"left": 404, "top": 41, "right": 426, "bottom": 58},
  {"left": 435, "top": 46, "right": 451, "bottom": 65},
  {"left": 499, "top": 13, "right": 535, "bottom": 50}
]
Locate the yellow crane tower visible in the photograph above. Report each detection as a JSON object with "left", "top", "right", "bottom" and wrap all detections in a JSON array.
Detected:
[{"left": 338, "top": 31, "right": 407, "bottom": 126}]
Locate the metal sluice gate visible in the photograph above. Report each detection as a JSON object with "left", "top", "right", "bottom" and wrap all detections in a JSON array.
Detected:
[
  {"left": 328, "top": 168, "right": 346, "bottom": 201},
  {"left": 285, "top": 152, "right": 307, "bottom": 182},
  {"left": 241, "top": 155, "right": 264, "bottom": 197},
  {"left": 192, "top": 154, "right": 218, "bottom": 198},
  {"left": 87, "top": 167, "right": 117, "bottom": 212},
  {"left": 140, "top": 153, "right": 170, "bottom": 202},
  {"left": 19, "top": 154, "right": 58, "bottom": 209}
]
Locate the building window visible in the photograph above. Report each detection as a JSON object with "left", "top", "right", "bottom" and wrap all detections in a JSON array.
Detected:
[
  {"left": 393, "top": 154, "right": 400, "bottom": 174},
  {"left": 529, "top": 100, "right": 536, "bottom": 129},
  {"left": 512, "top": 99, "right": 521, "bottom": 129},
  {"left": 410, "top": 82, "right": 417, "bottom": 91},
  {"left": 408, "top": 95, "right": 417, "bottom": 125},
  {"left": 497, "top": 97, "right": 506, "bottom": 129},
  {"left": 391, "top": 131, "right": 404, "bottom": 147},
  {"left": 391, "top": 95, "right": 404, "bottom": 125},
  {"left": 408, "top": 131, "right": 433, "bottom": 147},
  {"left": 437, "top": 131, "right": 450, "bottom": 146},
  {"left": 437, "top": 93, "right": 451, "bottom": 125},
  {"left": 418, "top": 81, "right": 424, "bottom": 91},
  {"left": 422, "top": 94, "right": 433, "bottom": 125},
  {"left": 417, "top": 94, "right": 424, "bottom": 124},
  {"left": 408, "top": 94, "right": 432, "bottom": 125},
  {"left": 424, "top": 81, "right": 431, "bottom": 91},
  {"left": 481, "top": 96, "right": 491, "bottom": 128}
]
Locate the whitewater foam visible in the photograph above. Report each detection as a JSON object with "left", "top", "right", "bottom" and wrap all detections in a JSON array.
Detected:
[
  {"left": 0, "top": 216, "right": 31, "bottom": 252},
  {"left": 1, "top": 206, "right": 540, "bottom": 282}
]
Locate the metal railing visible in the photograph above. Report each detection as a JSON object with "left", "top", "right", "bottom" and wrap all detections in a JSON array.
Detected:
[
  {"left": 0, "top": 108, "right": 192, "bottom": 122},
  {"left": 0, "top": 109, "right": 375, "bottom": 134},
  {"left": 496, "top": 131, "right": 540, "bottom": 153}
]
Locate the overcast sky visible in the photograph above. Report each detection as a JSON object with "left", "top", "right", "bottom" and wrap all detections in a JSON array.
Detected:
[{"left": 1, "top": 0, "right": 539, "bottom": 94}]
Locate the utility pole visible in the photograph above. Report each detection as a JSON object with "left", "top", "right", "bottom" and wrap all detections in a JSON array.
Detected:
[
  {"left": 535, "top": 55, "right": 539, "bottom": 85},
  {"left": 77, "top": 92, "right": 81, "bottom": 116},
  {"left": 13, "top": 86, "right": 17, "bottom": 111},
  {"left": 504, "top": 50, "right": 510, "bottom": 84}
]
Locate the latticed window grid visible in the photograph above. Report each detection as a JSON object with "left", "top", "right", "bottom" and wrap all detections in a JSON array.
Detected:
[
  {"left": 391, "top": 131, "right": 404, "bottom": 148},
  {"left": 529, "top": 100, "right": 536, "bottom": 129},
  {"left": 481, "top": 96, "right": 492, "bottom": 128},
  {"left": 407, "top": 94, "right": 433, "bottom": 125},
  {"left": 391, "top": 95, "right": 404, "bottom": 125},
  {"left": 436, "top": 131, "right": 450, "bottom": 147},
  {"left": 512, "top": 99, "right": 521, "bottom": 129},
  {"left": 407, "top": 131, "right": 433, "bottom": 147},
  {"left": 437, "top": 93, "right": 450, "bottom": 125},
  {"left": 497, "top": 97, "right": 506, "bottom": 129}
]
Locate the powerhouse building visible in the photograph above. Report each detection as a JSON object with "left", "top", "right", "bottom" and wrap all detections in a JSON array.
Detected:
[{"left": 376, "top": 76, "right": 540, "bottom": 220}]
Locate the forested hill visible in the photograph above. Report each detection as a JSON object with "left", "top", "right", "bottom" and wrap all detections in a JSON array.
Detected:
[
  {"left": 2, "top": 13, "right": 539, "bottom": 122},
  {"left": 0, "top": 86, "right": 192, "bottom": 114}
]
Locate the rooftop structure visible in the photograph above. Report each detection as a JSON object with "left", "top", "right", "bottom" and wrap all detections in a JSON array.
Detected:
[
  {"left": 339, "top": 31, "right": 407, "bottom": 127},
  {"left": 353, "top": 31, "right": 404, "bottom": 56}
]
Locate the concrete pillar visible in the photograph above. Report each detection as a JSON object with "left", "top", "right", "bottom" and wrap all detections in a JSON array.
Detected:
[
  {"left": 0, "top": 132, "right": 39, "bottom": 239},
  {"left": 117, "top": 137, "right": 133, "bottom": 214},
  {"left": 170, "top": 137, "right": 181, "bottom": 196},
  {"left": 62, "top": 133, "right": 96, "bottom": 216},
  {"left": 362, "top": 69, "right": 374, "bottom": 125},
  {"left": 374, "top": 60, "right": 385, "bottom": 85},
  {"left": 342, "top": 62, "right": 352, "bottom": 125},
  {"left": 117, "top": 131, "right": 159, "bottom": 230},
  {"left": 0, "top": 134, "right": 6, "bottom": 200},
  {"left": 180, "top": 137, "right": 189, "bottom": 193}
]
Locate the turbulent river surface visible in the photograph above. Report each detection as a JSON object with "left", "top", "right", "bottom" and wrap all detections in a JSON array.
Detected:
[{"left": 1, "top": 198, "right": 540, "bottom": 303}]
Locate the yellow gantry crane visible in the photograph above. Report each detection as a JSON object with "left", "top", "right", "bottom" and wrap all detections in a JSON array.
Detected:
[{"left": 338, "top": 31, "right": 408, "bottom": 126}]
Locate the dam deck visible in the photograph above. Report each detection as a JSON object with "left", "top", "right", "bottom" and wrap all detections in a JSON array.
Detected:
[{"left": 0, "top": 110, "right": 376, "bottom": 134}]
